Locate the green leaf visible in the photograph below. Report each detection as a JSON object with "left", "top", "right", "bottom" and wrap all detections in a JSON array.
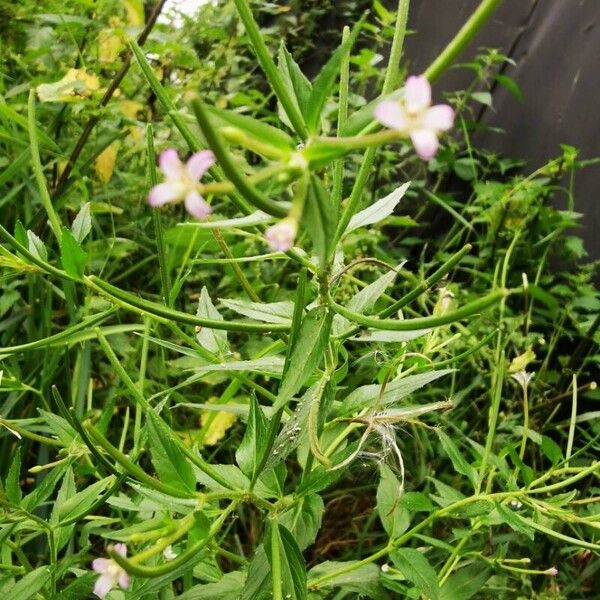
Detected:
[
  {"left": 308, "top": 561, "right": 382, "bottom": 595},
  {"left": 305, "top": 17, "right": 363, "bottom": 133},
  {"left": 241, "top": 545, "right": 271, "bottom": 600},
  {"left": 341, "top": 369, "right": 454, "bottom": 415},
  {"left": 280, "top": 493, "right": 324, "bottom": 550},
  {"left": 541, "top": 435, "right": 563, "bottom": 465},
  {"left": 196, "top": 286, "right": 229, "bottom": 356},
  {"left": 453, "top": 158, "right": 478, "bottom": 181},
  {"left": 437, "top": 430, "right": 478, "bottom": 489},
  {"left": 278, "top": 43, "right": 312, "bottom": 117},
  {"left": 26, "top": 230, "right": 48, "bottom": 261},
  {"left": 304, "top": 175, "right": 336, "bottom": 266},
  {"left": 57, "top": 476, "right": 113, "bottom": 524},
  {"left": 376, "top": 463, "right": 410, "bottom": 537},
  {"left": 236, "top": 396, "right": 269, "bottom": 479},
  {"left": 177, "top": 210, "right": 273, "bottom": 230},
  {"left": 71, "top": 201, "right": 92, "bottom": 243},
  {"left": 390, "top": 548, "right": 439, "bottom": 600},
  {"left": 21, "top": 461, "right": 69, "bottom": 511},
  {"left": 5, "top": 447, "right": 22, "bottom": 503},
  {"left": 147, "top": 413, "right": 196, "bottom": 494},
  {"left": 265, "top": 522, "right": 307, "bottom": 600},
  {"left": 439, "top": 566, "right": 491, "bottom": 600},
  {"left": 221, "top": 299, "right": 294, "bottom": 324},
  {"left": 60, "top": 227, "right": 87, "bottom": 279},
  {"left": 274, "top": 306, "right": 333, "bottom": 411},
  {"left": 6, "top": 566, "right": 51, "bottom": 600},
  {"left": 179, "top": 571, "right": 247, "bottom": 600},
  {"left": 206, "top": 105, "right": 294, "bottom": 151},
  {"left": 495, "top": 503, "right": 534, "bottom": 540},
  {"left": 346, "top": 182, "right": 410, "bottom": 234},
  {"left": 495, "top": 74, "right": 523, "bottom": 102},
  {"left": 471, "top": 91, "right": 492, "bottom": 106}
]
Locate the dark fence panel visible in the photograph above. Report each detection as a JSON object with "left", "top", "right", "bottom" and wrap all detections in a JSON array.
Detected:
[{"left": 400, "top": 0, "right": 600, "bottom": 262}]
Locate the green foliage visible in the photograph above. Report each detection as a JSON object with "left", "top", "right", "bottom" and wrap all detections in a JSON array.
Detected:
[{"left": 0, "top": 0, "right": 599, "bottom": 599}]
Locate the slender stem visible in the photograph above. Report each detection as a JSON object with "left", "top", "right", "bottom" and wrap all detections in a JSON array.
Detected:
[
  {"left": 425, "top": 0, "right": 502, "bottom": 83},
  {"left": 518, "top": 382, "right": 529, "bottom": 461},
  {"left": 329, "top": 288, "right": 508, "bottom": 331},
  {"left": 146, "top": 125, "right": 172, "bottom": 305},
  {"left": 270, "top": 522, "right": 283, "bottom": 600},
  {"left": 565, "top": 374, "right": 577, "bottom": 466},
  {"left": 331, "top": 26, "right": 351, "bottom": 214},
  {"left": 28, "top": 90, "right": 62, "bottom": 240},
  {"left": 331, "top": 0, "right": 410, "bottom": 250}
]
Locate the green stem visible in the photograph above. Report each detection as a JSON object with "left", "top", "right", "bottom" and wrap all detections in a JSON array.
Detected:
[
  {"left": 232, "top": 0, "right": 308, "bottom": 139},
  {"left": 270, "top": 521, "right": 283, "bottom": 600},
  {"left": 330, "top": 288, "right": 508, "bottom": 331},
  {"left": 331, "top": 0, "right": 410, "bottom": 251},
  {"left": 110, "top": 501, "right": 239, "bottom": 577},
  {"left": 192, "top": 100, "right": 288, "bottom": 218},
  {"left": 27, "top": 89, "right": 62, "bottom": 240},
  {"left": 86, "top": 275, "right": 289, "bottom": 333},
  {"left": 424, "top": 0, "right": 502, "bottom": 83},
  {"left": 331, "top": 25, "right": 351, "bottom": 214},
  {"left": 146, "top": 125, "right": 171, "bottom": 305}
]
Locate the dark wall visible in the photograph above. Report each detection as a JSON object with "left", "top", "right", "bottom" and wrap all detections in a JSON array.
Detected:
[{"left": 401, "top": 0, "right": 600, "bottom": 262}]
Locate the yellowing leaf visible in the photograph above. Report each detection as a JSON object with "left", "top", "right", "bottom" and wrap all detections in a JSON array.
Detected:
[
  {"left": 201, "top": 410, "right": 237, "bottom": 446},
  {"left": 98, "top": 28, "right": 123, "bottom": 63},
  {"left": 124, "top": 0, "right": 144, "bottom": 25},
  {"left": 37, "top": 69, "right": 100, "bottom": 103},
  {"left": 119, "top": 100, "right": 143, "bottom": 119},
  {"left": 94, "top": 142, "right": 119, "bottom": 184},
  {"left": 508, "top": 347, "right": 536, "bottom": 373}
]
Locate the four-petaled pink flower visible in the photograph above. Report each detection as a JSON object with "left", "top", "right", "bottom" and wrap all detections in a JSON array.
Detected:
[
  {"left": 374, "top": 75, "right": 454, "bottom": 160},
  {"left": 148, "top": 149, "right": 215, "bottom": 219},
  {"left": 92, "top": 543, "right": 130, "bottom": 598},
  {"left": 265, "top": 219, "right": 297, "bottom": 252}
]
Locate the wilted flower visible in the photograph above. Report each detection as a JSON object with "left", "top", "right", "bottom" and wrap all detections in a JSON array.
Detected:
[
  {"left": 148, "top": 149, "right": 215, "bottom": 219},
  {"left": 511, "top": 370, "right": 535, "bottom": 391},
  {"left": 163, "top": 545, "right": 177, "bottom": 561},
  {"left": 265, "top": 218, "right": 297, "bottom": 252},
  {"left": 374, "top": 75, "right": 454, "bottom": 160},
  {"left": 545, "top": 566, "right": 558, "bottom": 576},
  {"left": 92, "top": 543, "right": 130, "bottom": 598}
]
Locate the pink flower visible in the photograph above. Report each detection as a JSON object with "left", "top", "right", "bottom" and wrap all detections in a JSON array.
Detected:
[
  {"left": 148, "top": 149, "right": 215, "bottom": 219},
  {"left": 265, "top": 219, "right": 297, "bottom": 252},
  {"left": 545, "top": 566, "right": 559, "bottom": 576},
  {"left": 374, "top": 75, "right": 454, "bottom": 160},
  {"left": 92, "top": 543, "right": 130, "bottom": 598}
]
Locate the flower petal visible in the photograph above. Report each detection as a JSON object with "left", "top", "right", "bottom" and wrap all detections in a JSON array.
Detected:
[
  {"left": 265, "top": 220, "right": 297, "bottom": 252},
  {"left": 422, "top": 104, "right": 454, "bottom": 131},
  {"left": 159, "top": 149, "right": 184, "bottom": 180},
  {"left": 374, "top": 100, "right": 407, "bottom": 131},
  {"left": 93, "top": 574, "right": 114, "bottom": 599},
  {"left": 184, "top": 191, "right": 212, "bottom": 219},
  {"left": 92, "top": 558, "right": 110, "bottom": 573},
  {"left": 186, "top": 150, "right": 215, "bottom": 181},
  {"left": 404, "top": 75, "right": 431, "bottom": 114},
  {"left": 114, "top": 543, "right": 127, "bottom": 557},
  {"left": 410, "top": 129, "right": 439, "bottom": 160},
  {"left": 118, "top": 571, "right": 131, "bottom": 589},
  {"left": 148, "top": 182, "right": 186, "bottom": 206}
]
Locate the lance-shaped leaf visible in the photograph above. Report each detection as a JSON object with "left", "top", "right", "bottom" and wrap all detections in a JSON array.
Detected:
[
  {"left": 390, "top": 548, "right": 440, "bottom": 600},
  {"left": 304, "top": 175, "right": 336, "bottom": 266},
  {"left": 278, "top": 42, "right": 312, "bottom": 118},
  {"left": 273, "top": 306, "right": 333, "bottom": 411},
  {"left": 265, "top": 522, "right": 307, "bottom": 600},
  {"left": 236, "top": 396, "right": 269, "bottom": 479},
  {"left": 196, "top": 287, "right": 229, "bottom": 356},
  {"left": 340, "top": 369, "right": 454, "bottom": 415},
  {"left": 305, "top": 15, "right": 365, "bottom": 133},
  {"left": 221, "top": 298, "right": 294, "bottom": 324},
  {"left": 346, "top": 182, "right": 410, "bottom": 234}
]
